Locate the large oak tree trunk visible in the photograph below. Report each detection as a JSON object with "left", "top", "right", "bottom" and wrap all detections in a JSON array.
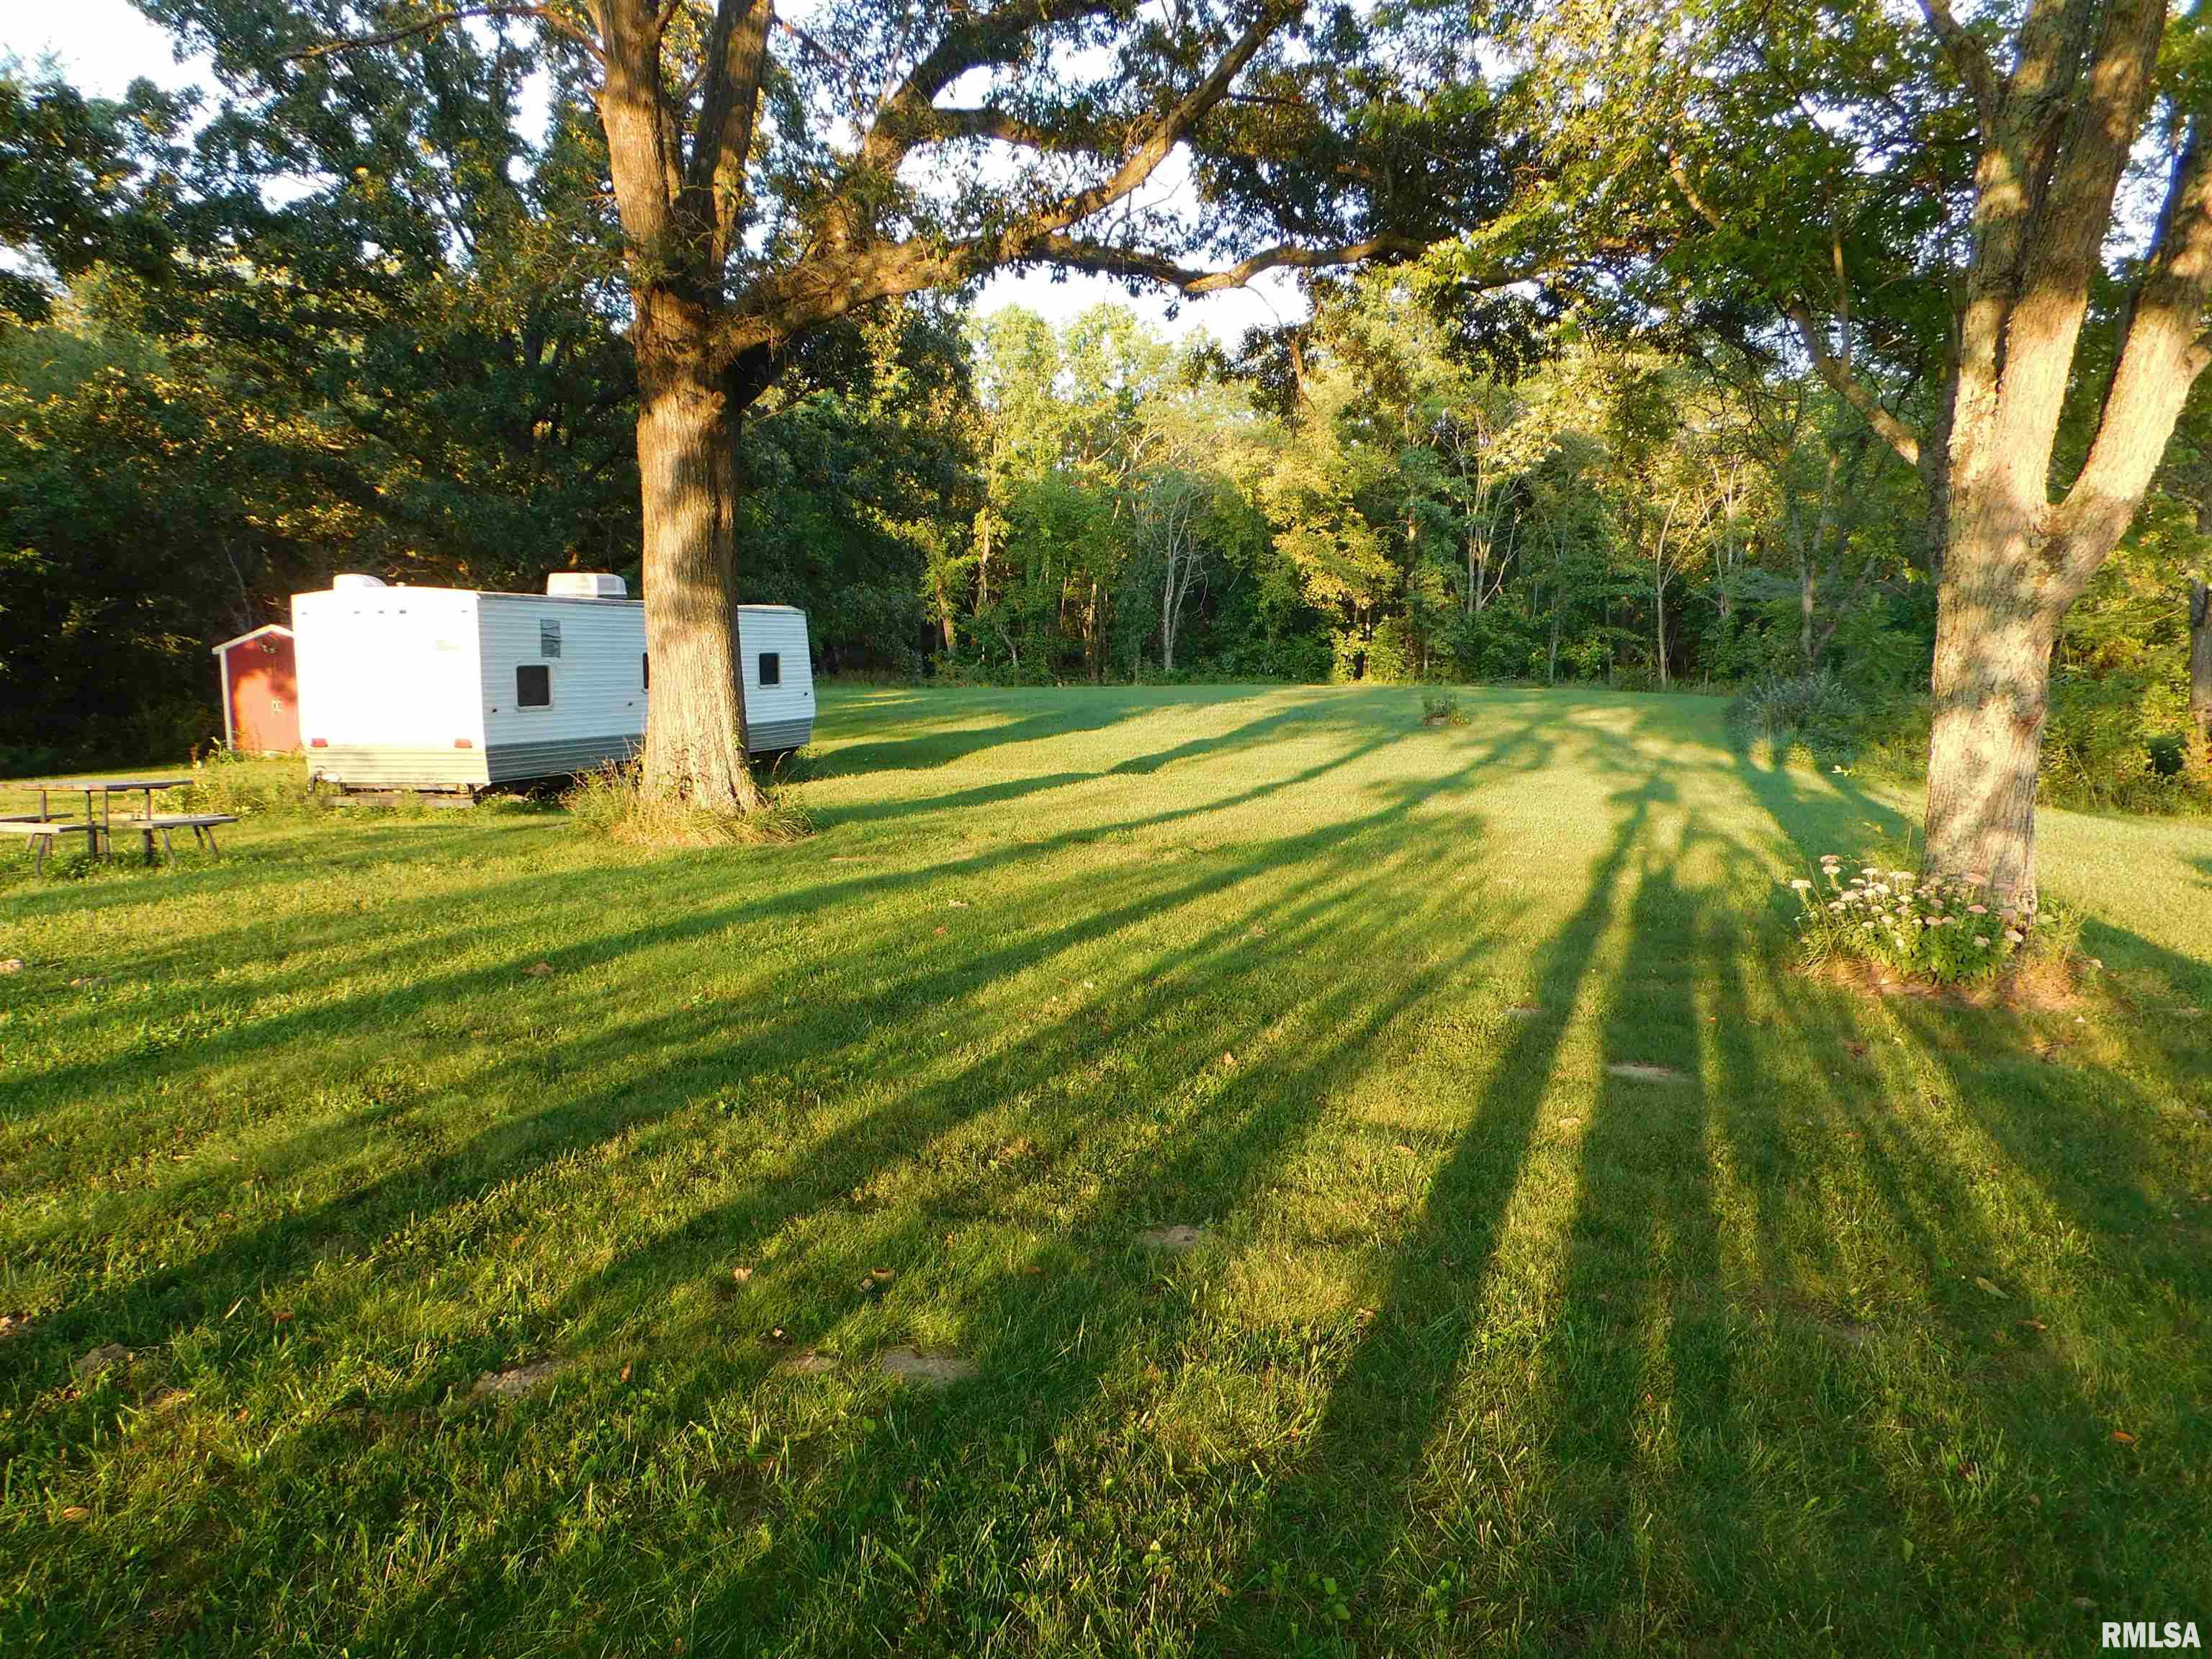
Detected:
[{"left": 634, "top": 292, "right": 761, "bottom": 813}]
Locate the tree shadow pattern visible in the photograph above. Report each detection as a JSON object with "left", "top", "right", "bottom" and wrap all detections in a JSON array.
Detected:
[{"left": 2, "top": 688, "right": 2208, "bottom": 1658}]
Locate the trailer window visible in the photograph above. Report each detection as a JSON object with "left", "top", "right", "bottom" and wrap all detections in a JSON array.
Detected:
[
  {"left": 539, "top": 619, "right": 562, "bottom": 657},
  {"left": 516, "top": 664, "right": 551, "bottom": 708},
  {"left": 642, "top": 652, "right": 649, "bottom": 690},
  {"left": 758, "top": 652, "right": 781, "bottom": 687}
]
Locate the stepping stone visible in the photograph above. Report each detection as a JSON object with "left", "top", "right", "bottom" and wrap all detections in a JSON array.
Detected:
[
  {"left": 72, "top": 1343, "right": 129, "bottom": 1380},
  {"left": 1606, "top": 1063, "right": 1686, "bottom": 1083},
  {"left": 877, "top": 1347, "right": 976, "bottom": 1387},
  {"left": 1137, "top": 1224, "right": 1205, "bottom": 1254},
  {"left": 779, "top": 1349, "right": 839, "bottom": 1376},
  {"left": 471, "top": 1359, "right": 565, "bottom": 1398}
]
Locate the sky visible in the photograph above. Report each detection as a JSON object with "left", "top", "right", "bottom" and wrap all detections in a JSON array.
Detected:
[{"left": 2, "top": 0, "right": 1304, "bottom": 343}]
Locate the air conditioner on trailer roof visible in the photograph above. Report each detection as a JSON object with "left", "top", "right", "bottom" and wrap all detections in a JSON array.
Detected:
[{"left": 545, "top": 572, "right": 627, "bottom": 598}]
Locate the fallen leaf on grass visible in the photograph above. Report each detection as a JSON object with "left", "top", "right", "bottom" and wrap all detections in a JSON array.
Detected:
[
  {"left": 932, "top": 926, "right": 946, "bottom": 937},
  {"left": 1972, "top": 1277, "right": 2005, "bottom": 1299},
  {"left": 2018, "top": 1318, "right": 2047, "bottom": 1333},
  {"left": 2111, "top": 1429, "right": 2136, "bottom": 1445},
  {"left": 947, "top": 899, "right": 969, "bottom": 909},
  {"left": 619, "top": 1363, "right": 633, "bottom": 1384},
  {"left": 525, "top": 961, "right": 555, "bottom": 978},
  {"left": 59, "top": 1506, "right": 89, "bottom": 1523}
]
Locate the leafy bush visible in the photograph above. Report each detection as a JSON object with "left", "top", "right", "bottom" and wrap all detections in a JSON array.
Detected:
[
  {"left": 1419, "top": 691, "right": 1466, "bottom": 725},
  {"left": 176, "top": 747, "right": 328, "bottom": 820},
  {"left": 563, "top": 758, "right": 810, "bottom": 846},
  {"left": 1727, "top": 668, "right": 1862, "bottom": 762},
  {"left": 1786, "top": 855, "right": 2042, "bottom": 985}
]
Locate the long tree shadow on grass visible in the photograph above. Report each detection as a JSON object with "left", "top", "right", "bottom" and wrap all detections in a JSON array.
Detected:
[
  {"left": 0, "top": 705, "right": 1447, "bottom": 1160},
  {"left": 12, "top": 722, "right": 1573, "bottom": 1652},
  {"left": 1714, "top": 752, "right": 2212, "bottom": 1646},
  {"left": 331, "top": 765, "right": 1532, "bottom": 1654},
  {"left": 808, "top": 684, "right": 1272, "bottom": 778},
  {"left": 1183, "top": 780, "right": 1667, "bottom": 1651}
]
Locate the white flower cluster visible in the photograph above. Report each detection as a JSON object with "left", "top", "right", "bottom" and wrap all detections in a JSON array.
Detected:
[{"left": 1787, "top": 853, "right": 2033, "bottom": 983}]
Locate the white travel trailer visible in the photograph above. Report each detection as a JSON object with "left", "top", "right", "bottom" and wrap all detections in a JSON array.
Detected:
[{"left": 292, "top": 573, "right": 814, "bottom": 791}]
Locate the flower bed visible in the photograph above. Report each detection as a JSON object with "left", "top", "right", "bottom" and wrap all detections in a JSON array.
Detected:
[{"left": 1786, "top": 855, "right": 2040, "bottom": 987}]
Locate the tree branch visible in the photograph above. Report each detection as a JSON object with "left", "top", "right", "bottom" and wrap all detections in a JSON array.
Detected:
[
  {"left": 1784, "top": 300, "right": 1923, "bottom": 468},
  {"left": 849, "top": 0, "right": 1117, "bottom": 182},
  {"left": 1027, "top": 232, "right": 1428, "bottom": 293},
  {"left": 1670, "top": 153, "right": 1926, "bottom": 468},
  {"left": 1034, "top": 1, "right": 1296, "bottom": 236},
  {"left": 914, "top": 104, "right": 1062, "bottom": 150},
  {"left": 283, "top": 4, "right": 603, "bottom": 64},
  {"left": 680, "top": 0, "right": 773, "bottom": 264},
  {"left": 1912, "top": 0, "right": 1998, "bottom": 136},
  {"left": 2054, "top": 127, "right": 2212, "bottom": 602}
]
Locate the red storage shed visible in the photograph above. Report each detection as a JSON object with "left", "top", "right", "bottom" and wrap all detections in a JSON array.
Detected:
[{"left": 212, "top": 625, "right": 300, "bottom": 754}]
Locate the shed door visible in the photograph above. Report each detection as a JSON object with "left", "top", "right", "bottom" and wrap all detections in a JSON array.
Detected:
[{"left": 229, "top": 635, "right": 301, "bottom": 754}]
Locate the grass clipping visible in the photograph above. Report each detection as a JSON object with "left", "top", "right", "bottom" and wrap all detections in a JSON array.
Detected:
[{"left": 564, "top": 760, "right": 810, "bottom": 848}]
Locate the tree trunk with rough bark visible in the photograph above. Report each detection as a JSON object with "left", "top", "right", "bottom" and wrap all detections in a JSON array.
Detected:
[
  {"left": 1921, "top": 523, "right": 2056, "bottom": 897},
  {"left": 1910, "top": 0, "right": 2212, "bottom": 907},
  {"left": 634, "top": 294, "right": 760, "bottom": 811}
]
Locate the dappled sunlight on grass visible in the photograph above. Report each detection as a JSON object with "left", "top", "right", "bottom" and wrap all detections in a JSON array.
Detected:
[{"left": 1, "top": 684, "right": 2207, "bottom": 1655}]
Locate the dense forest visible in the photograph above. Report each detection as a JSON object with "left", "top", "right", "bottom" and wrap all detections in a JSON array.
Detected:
[{"left": 2, "top": 0, "right": 2209, "bottom": 830}]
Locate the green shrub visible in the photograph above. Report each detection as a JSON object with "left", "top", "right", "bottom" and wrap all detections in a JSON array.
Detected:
[
  {"left": 1727, "top": 668, "right": 1862, "bottom": 762},
  {"left": 1419, "top": 691, "right": 1466, "bottom": 725},
  {"left": 176, "top": 747, "right": 327, "bottom": 820}
]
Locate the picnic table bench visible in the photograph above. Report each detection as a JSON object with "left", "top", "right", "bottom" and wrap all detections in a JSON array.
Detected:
[
  {"left": 2, "top": 778, "right": 237, "bottom": 869},
  {"left": 0, "top": 817, "right": 100, "bottom": 874},
  {"left": 114, "top": 813, "right": 238, "bottom": 860}
]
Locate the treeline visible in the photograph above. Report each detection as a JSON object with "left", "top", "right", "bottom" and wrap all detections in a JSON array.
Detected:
[{"left": 1, "top": 54, "right": 2206, "bottom": 814}]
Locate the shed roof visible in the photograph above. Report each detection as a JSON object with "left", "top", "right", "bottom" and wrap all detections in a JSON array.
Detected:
[{"left": 211, "top": 624, "right": 296, "bottom": 655}]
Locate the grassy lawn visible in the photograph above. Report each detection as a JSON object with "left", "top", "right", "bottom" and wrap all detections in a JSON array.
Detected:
[{"left": 3, "top": 683, "right": 2208, "bottom": 1656}]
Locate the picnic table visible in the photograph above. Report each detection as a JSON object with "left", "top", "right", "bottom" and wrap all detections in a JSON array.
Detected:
[{"left": 0, "top": 777, "right": 233, "bottom": 870}]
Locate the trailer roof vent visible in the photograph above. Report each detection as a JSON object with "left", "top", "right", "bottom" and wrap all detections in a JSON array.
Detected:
[
  {"left": 333, "top": 573, "right": 387, "bottom": 590},
  {"left": 546, "top": 572, "right": 627, "bottom": 599}
]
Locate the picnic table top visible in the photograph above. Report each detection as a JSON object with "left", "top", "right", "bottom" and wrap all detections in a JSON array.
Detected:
[{"left": 35, "top": 778, "right": 192, "bottom": 793}]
